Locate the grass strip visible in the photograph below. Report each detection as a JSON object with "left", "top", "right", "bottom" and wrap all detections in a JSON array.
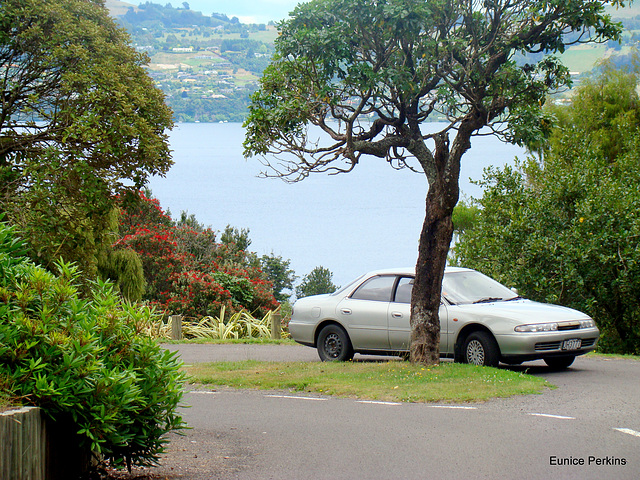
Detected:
[
  {"left": 184, "top": 360, "right": 551, "bottom": 403},
  {"left": 588, "top": 352, "right": 640, "bottom": 360},
  {"left": 163, "top": 338, "right": 296, "bottom": 345}
]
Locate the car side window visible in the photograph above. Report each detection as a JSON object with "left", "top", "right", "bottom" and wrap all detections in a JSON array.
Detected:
[
  {"left": 394, "top": 277, "right": 413, "bottom": 303},
  {"left": 350, "top": 275, "right": 396, "bottom": 302}
]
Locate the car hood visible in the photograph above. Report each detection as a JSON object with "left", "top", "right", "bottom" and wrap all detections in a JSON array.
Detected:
[{"left": 450, "top": 299, "right": 591, "bottom": 324}]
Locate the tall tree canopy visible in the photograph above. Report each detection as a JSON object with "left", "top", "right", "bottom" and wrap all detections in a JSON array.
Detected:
[
  {"left": 296, "top": 266, "right": 339, "bottom": 298},
  {"left": 0, "top": 0, "right": 173, "bottom": 277},
  {"left": 453, "top": 62, "right": 640, "bottom": 354},
  {"left": 244, "top": 0, "right": 624, "bottom": 364}
]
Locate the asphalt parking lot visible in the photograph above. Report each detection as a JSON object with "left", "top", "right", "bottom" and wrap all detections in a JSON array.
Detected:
[{"left": 136, "top": 344, "right": 640, "bottom": 480}]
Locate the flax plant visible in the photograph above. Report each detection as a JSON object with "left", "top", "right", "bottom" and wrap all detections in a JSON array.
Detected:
[{"left": 174, "top": 307, "right": 279, "bottom": 340}]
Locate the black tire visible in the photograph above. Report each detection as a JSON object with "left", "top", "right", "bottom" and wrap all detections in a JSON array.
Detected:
[
  {"left": 544, "top": 356, "right": 575, "bottom": 370},
  {"left": 317, "top": 324, "right": 354, "bottom": 362},
  {"left": 462, "top": 331, "right": 500, "bottom": 367}
]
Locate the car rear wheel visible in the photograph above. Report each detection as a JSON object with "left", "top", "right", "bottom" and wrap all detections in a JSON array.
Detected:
[
  {"left": 463, "top": 331, "right": 500, "bottom": 368},
  {"left": 544, "top": 356, "right": 575, "bottom": 370},
  {"left": 317, "top": 324, "right": 354, "bottom": 362}
]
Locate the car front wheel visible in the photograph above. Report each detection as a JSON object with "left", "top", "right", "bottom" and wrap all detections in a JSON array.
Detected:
[
  {"left": 317, "top": 324, "right": 354, "bottom": 362},
  {"left": 544, "top": 356, "right": 575, "bottom": 370},
  {"left": 463, "top": 331, "right": 500, "bottom": 368}
]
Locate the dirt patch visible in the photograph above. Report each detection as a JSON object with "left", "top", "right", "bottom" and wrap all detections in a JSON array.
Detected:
[{"left": 103, "top": 428, "right": 256, "bottom": 480}]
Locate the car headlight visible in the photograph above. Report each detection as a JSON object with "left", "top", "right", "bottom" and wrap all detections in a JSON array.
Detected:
[
  {"left": 515, "top": 323, "right": 558, "bottom": 332},
  {"left": 578, "top": 319, "right": 596, "bottom": 329},
  {"left": 514, "top": 319, "right": 596, "bottom": 332}
]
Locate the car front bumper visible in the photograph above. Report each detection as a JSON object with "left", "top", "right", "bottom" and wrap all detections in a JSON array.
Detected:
[{"left": 496, "top": 327, "right": 600, "bottom": 361}]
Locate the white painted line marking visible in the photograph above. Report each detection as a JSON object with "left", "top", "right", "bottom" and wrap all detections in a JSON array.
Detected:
[
  {"left": 190, "top": 390, "right": 217, "bottom": 395},
  {"left": 265, "top": 395, "right": 327, "bottom": 401},
  {"left": 356, "top": 400, "right": 402, "bottom": 406},
  {"left": 529, "top": 413, "right": 575, "bottom": 420},
  {"left": 427, "top": 405, "right": 477, "bottom": 410},
  {"left": 614, "top": 427, "right": 640, "bottom": 438}
]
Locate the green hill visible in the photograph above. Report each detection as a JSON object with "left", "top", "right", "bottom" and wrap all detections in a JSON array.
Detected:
[
  {"left": 104, "top": 1, "right": 640, "bottom": 122},
  {"left": 105, "top": 0, "right": 136, "bottom": 17}
]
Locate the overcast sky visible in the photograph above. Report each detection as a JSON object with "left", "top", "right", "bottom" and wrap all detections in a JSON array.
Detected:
[{"left": 133, "top": 0, "right": 307, "bottom": 24}]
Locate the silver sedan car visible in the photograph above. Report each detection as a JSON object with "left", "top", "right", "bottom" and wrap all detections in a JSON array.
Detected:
[{"left": 289, "top": 267, "right": 600, "bottom": 368}]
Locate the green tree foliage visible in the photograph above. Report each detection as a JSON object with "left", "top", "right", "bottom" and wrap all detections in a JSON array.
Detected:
[
  {"left": 97, "top": 247, "right": 146, "bottom": 302},
  {"left": 0, "top": 221, "right": 185, "bottom": 470},
  {"left": 175, "top": 210, "right": 208, "bottom": 231},
  {"left": 452, "top": 63, "right": 640, "bottom": 354},
  {"left": 220, "top": 224, "right": 252, "bottom": 252},
  {"left": 221, "top": 39, "right": 262, "bottom": 52},
  {"left": 218, "top": 227, "right": 297, "bottom": 302},
  {"left": 217, "top": 227, "right": 298, "bottom": 302},
  {"left": 243, "top": 0, "right": 622, "bottom": 364},
  {"left": 451, "top": 200, "right": 481, "bottom": 247},
  {"left": 452, "top": 201, "right": 481, "bottom": 235},
  {"left": 0, "top": 0, "right": 173, "bottom": 280},
  {"left": 259, "top": 253, "right": 297, "bottom": 302},
  {"left": 296, "top": 266, "right": 338, "bottom": 298},
  {"left": 169, "top": 93, "right": 254, "bottom": 123}
]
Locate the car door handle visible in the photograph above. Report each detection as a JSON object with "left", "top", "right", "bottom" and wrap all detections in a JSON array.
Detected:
[
  {"left": 391, "top": 312, "right": 403, "bottom": 318},
  {"left": 341, "top": 308, "right": 352, "bottom": 315}
]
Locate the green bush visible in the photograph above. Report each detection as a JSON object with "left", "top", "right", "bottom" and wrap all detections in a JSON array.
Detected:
[{"left": 0, "top": 221, "right": 186, "bottom": 469}]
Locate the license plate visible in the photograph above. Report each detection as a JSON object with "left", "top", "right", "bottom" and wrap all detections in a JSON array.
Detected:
[{"left": 562, "top": 339, "right": 582, "bottom": 350}]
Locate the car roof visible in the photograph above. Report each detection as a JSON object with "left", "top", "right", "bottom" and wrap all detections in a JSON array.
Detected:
[{"left": 362, "top": 266, "right": 473, "bottom": 277}]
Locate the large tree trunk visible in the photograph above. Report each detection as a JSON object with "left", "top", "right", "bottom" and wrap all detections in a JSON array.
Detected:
[{"left": 410, "top": 132, "right": 461, "bottom": 364}]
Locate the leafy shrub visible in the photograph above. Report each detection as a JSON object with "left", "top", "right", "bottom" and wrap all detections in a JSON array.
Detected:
[{"left": 0, "top": 221, "right": 186, "bottom": 469}]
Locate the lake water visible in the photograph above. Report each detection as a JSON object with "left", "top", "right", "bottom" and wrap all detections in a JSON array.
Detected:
[{"left": 147, "top": 122, "right": 525, "bottom": 288}]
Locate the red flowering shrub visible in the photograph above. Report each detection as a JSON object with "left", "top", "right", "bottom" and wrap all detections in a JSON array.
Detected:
[
  {"left": 118, "top": 190, "right": 173, "bottom": 236},
  {"left": 160, "top": 270, "right": 234, "bottom": 318},
  {"left": 248, "top": 275, "right": 281, "bottom": 313},
  {"left": 118, "top": 225, "right": 191, "bottom": 301},
  {"left": 115, "top": 192, "right": 278, "bottom": 319}
]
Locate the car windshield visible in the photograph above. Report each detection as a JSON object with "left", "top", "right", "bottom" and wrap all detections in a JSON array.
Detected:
[
  {"left": 330, "top": 274, "right": 365, "bottom": 296},
  {"left": 442, "top": 271, "right": 517, "bottom": 305}
]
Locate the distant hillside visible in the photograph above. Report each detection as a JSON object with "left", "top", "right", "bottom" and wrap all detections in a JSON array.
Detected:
[
  {"left": 105, "top": 0, "right": 136, "bottom": 17},
  {"left": 102, "top": 1, "right": 276, "bottom": 122},
  {"left": 119, "top": 2, "right": 237, "bottom": 28},
  {"left": 102, "top": 0, "right": 640, "bottom": 122}
]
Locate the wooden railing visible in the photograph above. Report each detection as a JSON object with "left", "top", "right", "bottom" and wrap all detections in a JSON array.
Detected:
[
  {"left": 1, "top": 407, "right": 45, "bottom": 480},
  {"left": 1, "top": 407, "right": 91, "bottom": 480}
]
